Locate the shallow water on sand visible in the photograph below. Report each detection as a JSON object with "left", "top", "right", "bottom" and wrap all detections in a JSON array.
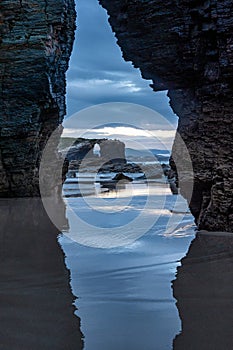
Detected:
[
  {"left": 2, "top": 184, "right": 233, "bottom": 349},
  {"left": 60, "top": 178, "right": 195, "bottom": 350}
]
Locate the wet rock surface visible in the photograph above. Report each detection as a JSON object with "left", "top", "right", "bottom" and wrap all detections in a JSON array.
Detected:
[
  {"left": 99, "top": 0, "right": 233, "bottom": 231},
  {"left": 0, "top": 0, "right": 76, "bottom": 197}
]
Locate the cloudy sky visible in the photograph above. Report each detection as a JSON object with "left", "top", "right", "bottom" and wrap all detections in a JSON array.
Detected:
[{"left": 64, "top": 0, "right": 178, "bottom": 149}]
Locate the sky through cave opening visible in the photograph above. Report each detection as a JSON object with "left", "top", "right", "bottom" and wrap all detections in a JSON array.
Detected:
[{"left": 65, "top": 0, "right": 178, "bottom": 151}]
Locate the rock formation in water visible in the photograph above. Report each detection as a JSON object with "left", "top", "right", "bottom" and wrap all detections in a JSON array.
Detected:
[
  {"left": 65, "top": 139, "right": 99, "bottom": 162},
  {"left": 99, "top": 0, "right": 233, "bottom": 232},
  {"left": 0, "top": 0, "right": 76, "bottom": 197},
  {"left": 99, "top": 139, "right": 126, "bottom": 163},
  {"left": 64, "top": 138, "right": 126, "bottom": 163},
  {"left": 63, "top": 138, "right": 167, "bottom": 176}
]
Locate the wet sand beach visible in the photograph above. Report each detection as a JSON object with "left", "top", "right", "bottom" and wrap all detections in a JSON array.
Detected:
[
  {"left": 60, "top": 180, "right": 195, "bottom": 349},
  {"left": 0, "top": 198, "right": 83, "bottom": 350}
]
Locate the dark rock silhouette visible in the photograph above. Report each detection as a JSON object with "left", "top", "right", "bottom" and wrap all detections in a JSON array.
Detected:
[
  {"left": 172, "top": 231, "right": 233, "bottom": 350},
  {"left": 99, "top": 139, "right": 126, "bottom": 164},
  {"left": 65, "top": 138, "right": 126, "bottom": 164},
  {"left": 65, "top": 139, "right": 99, "bottom": 161},
  {"left": 0, "top": 198, "right": 84, "bottom": 349},
  {"left": 99, "top": 0, "right": 233, "bottom": 231},
  {"left": 112, "top": 172, "right": 133, "bottom": 182},
  {"left": 67, "top": 143, "right": 94, "bottom": 161},
  {"left": 0, "top": 0, "right": 76, "bottom": 196}
]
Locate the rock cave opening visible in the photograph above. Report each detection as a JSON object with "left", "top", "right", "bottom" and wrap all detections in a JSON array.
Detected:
[{"left": 62, "top": 0, "right": 180, "bottom": 202}]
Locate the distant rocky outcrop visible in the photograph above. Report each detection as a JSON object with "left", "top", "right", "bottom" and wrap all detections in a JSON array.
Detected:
[
  {"left": 65, "top": 138, "right": 126, "bottom": 164},
  {"left": 65, "top": 139, "right": 98, "bottom": 162},
  {"left": 63, "top": 138, "right": 169, "bottom": 178},
  {"left": 99, "top": 0, "right": 233, "bottom": 232},
  {"left": 0, "top": 0, "right": 76, "bottom": 196},
  {"left": 63, "top": 138, "right": 126, "bottom": 163},
  {"left": 99, "top": 139, "right": 126, "bottom": 164},
  {"left": 64, "top": 138, "right": 131, "bottom": 174},
  {"left": 112, "top": 172, "right": 133, "bottom": 182}
]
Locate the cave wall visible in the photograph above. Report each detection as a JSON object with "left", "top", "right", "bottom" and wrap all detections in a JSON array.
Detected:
[
  {"left": 0, "top": 0, "right": 76, "bottom": 197},
  {"left": 99, "top": 0, "right": 233, "bottom": 231}
]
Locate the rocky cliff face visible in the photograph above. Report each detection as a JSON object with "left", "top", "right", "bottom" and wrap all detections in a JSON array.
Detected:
[
  {"left": 99, "top": 0, "right": 233, "bottom": 232},
  {"left": 0, "top": 0, "right": 76, "bottom": 196}
]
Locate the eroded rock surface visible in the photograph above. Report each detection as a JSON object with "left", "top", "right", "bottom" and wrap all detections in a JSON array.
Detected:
[
  {"left": 64, "top": 138, "right": 126, "bottom": 163},
  {"left": 0, "top": 0, "right": 76, "bottom": 196},
  {"left": 99, "top": 139, "right": 126, "bottom": 163},
  {"left": 99, "top": 0, "right": 233, "bottom": 231}
]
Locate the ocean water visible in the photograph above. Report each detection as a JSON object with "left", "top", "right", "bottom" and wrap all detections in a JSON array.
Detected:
[{"left": 60, "top": 175, "right": 195, "bottom": 350}]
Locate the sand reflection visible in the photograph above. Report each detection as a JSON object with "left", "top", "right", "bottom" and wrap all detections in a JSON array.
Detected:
[
  {"left": 0, "top": 198, "right": 83, "bottom": 350},
  {"left": 173, "top": 231, "right": 233, "bottom": 349}
]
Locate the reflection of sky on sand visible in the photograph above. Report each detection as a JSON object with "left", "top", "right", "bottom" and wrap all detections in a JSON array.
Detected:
[
  {"left": 63, "top": 182, "right": 169, "bottom": 247},
  {"left": 63, "top": 180, "right": 193, "bottom": 247},
  {"left": 59, "top": 179, "right": 195, "bottom": 349}
]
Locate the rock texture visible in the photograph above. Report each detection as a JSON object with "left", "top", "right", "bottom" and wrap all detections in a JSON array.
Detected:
[
  {"left": 0, "top": 0, "right": 76, "bottom": 196},
  {"left": 99, "top": 0, "right": 233, "bottom": 231},
  {"left": 64, "top": 138, "right": 126, "bottom": 163},
  {"left": 65, "top": 139, "right": 98, "bottom": 162},
  {"left": 99, "top": 139, "right": 126, "bottom": 163}
]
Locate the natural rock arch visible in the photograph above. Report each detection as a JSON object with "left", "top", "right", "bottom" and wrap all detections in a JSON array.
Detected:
[
  {"left": 65, "top": 138, "right": 126, "bottom": 163},
  {"left": 1, "top": 0, "right": 233, "bottom": 232}
]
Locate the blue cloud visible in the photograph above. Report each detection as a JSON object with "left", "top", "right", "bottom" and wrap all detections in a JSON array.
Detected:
[{"left": 66, "top": 0, "right": 177, "bottom": 126}]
